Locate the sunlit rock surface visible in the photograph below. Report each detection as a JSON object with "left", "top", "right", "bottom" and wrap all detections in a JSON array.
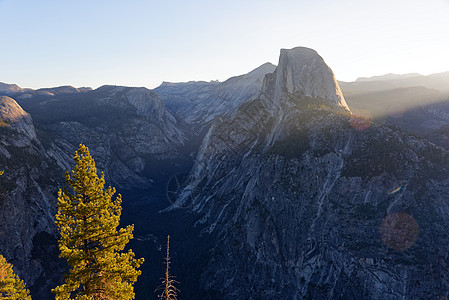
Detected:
[{"left": 0, "top": 96, "right": 37, "bottom": 145}]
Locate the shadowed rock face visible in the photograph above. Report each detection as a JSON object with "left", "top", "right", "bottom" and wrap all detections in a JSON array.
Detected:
[
  {"left": 176, "top": 48, "right": 449, "bottom": 299},
  {"left": 0, "top": 96, "right": 62, "bottom": 292},
  {"left": 16, "top": 85, "right": 190, "bottom": 190}
]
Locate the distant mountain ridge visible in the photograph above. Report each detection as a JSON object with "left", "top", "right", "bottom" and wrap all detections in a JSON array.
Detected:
[
  {"left": 340, "top": 71, "right": 449, "bottom": 94},
  {"left": 0, "top": 82, "right": 92, "bottom": 99},
  {"left": 355, "top": 72, "right": 423, "bottom": 82},
  {"left": 0, "top": 82, "right": 29, "bottom": 94},
  {"left": 3, "top": 69, "right": 449, "bottom": 102}
]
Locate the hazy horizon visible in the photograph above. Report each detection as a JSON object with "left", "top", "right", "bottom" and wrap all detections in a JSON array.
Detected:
[
  {"left": 1, "top": 0, "right": 448, "bottom": 90},
  {"left": 2, "top": 65, "right": 449, "bottom": 91}
]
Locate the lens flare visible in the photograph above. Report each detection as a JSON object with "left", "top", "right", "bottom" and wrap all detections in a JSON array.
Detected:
[
  {"left": 350, "top": 109, "right": 372, "bottom": 130},
  {"left": 165, "top": 172, "right": 190, "bottom": 208},
  {"left": 380, "top": 212, "right": 419, "bottom": 251},
  {"left": 388, "top": 185, "right": 403, "bottom": 195}
]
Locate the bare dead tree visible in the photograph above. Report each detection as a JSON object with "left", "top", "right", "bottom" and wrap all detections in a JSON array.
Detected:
[{"left": 156, "top": 235, "right": 179, "bottom": 300}]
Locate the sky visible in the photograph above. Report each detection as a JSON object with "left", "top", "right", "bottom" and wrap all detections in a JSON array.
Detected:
[{"left": 0, "top": 0, "right": 448, "bottom": 89}]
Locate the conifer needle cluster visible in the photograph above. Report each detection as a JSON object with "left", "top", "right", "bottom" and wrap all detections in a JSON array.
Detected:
[{"left": 0, "top": 254, "right": 32, "bottom": 300}]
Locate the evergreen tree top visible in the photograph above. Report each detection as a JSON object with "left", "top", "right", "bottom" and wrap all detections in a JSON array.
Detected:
[{"left": 52, "top": 144, "right": 143, "bottom": 300}]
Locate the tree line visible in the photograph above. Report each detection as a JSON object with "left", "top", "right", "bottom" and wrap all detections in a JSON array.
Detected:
[{"left": 0, "top": 144, "right": 178, "bottom": 300}]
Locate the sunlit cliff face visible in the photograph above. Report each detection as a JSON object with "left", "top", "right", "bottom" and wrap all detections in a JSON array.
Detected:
[
  {"left": 0, "top": 96, "right": 28, "bottom": 124},
  {"left": 0, "top": 96, "right": 37, "bottom": 143}
]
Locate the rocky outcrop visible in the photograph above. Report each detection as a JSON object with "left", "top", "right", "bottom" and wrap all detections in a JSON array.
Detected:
[
  {"left": 0, "top": 96, "right": 37, "bottom": 145},
  {"left": 261, "top": 47, "right": 349, "bottom": 111},
  {"left": 175, "top": 47, "right": 449, "bottom": 299}
]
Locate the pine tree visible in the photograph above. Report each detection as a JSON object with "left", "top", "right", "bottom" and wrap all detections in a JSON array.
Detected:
[
  {"left": 52, "top": 144, "right": 144, "bottom": 300},
  {"left": 0, "top": 254, "right": 32, "bottom": 300},
  {"left": 156, "top": 235, "right": 179, "bottom": 300}
]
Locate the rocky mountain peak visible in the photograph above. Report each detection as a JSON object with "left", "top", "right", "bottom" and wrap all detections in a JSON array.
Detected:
[
  {"left": 241, "top": 62, "right": 276, "bottom": 80},
  {"left": 0, "top": 96, "right": 37, "bottom": 144},
  {"left": 262, "top": 47, "right": 350, "bottom": 111}
]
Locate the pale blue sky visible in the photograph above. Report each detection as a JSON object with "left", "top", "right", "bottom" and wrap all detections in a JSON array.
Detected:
[{"left": 1, "top": 0, "right": 448, "bottom": 89}]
